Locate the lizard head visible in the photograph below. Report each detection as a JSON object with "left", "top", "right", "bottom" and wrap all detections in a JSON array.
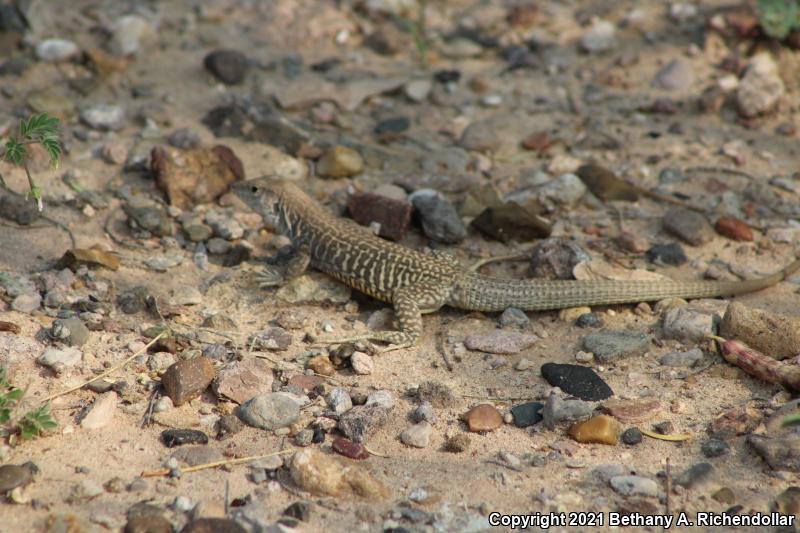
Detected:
[{"left": 232, "top": 177, "right": 298, "bottom": 230}]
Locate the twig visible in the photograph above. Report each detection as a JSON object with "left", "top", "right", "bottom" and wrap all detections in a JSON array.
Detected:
[
  {"left": 140, "top": 387, "right": 160, "bottom": 429},
  {"left": 665, "top": 457, "right": 671, "bottom": 515},
  {"left": 140, "top": 449, "right": 295, "bottom": 478},
  {"left": 487, "top": 459, "right": 523, "bottom": 472},
  {"left": 684, "top": 166, "right": 756, "bottom": 180},
  {"left": 364, "top": 444, "right": 389, "bottom": 458},
  {"left": 40, "top": 331, "right": 166, "bottom": 404}
]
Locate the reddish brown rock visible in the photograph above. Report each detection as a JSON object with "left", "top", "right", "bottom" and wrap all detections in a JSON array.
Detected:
[
  {"left": 714, "top": 217, "right": 753, "bottom": 241},
  {"left": 347, "top": 192, "right": 413, "bottom": 241},
  {"left": 462, "top": 404, "right": 503, "bottom": 432},
  {"left": 602, "top": 398, "right": 662, "bottom": 424},
  {"left": 332, "top": 437, "right": 369, "bottom": 460},
  {"left": 288, "top": 374, "right": 325, "bottom": 391},
  {"left": 161, "top": 357, "right": 215, "bottom": 406}
]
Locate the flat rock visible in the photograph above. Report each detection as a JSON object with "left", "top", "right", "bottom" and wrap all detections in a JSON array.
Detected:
[
  {"left": 510, "top": 402, "right": 544, "bottom": 427},
  {"left": 79, "top": 392, "right": 117, "bottom": 429},
  {"left": 609, "top": 475, "right": 658, "bottom": 497},
  {"left": 212, "top": 358, "right": 274, "bottom": 404},
  {"left": 662, "top": 307, "right": 714, "bottom": 343},
  {"left": 347, "top": 191, "right": 413, "bottom": 241},
  {"left": 601, "top": 398, "right": 661, "bottom": 423},
  {"left": 290, "top": 449, "right": 388, "bottom": 500},
  {"left": 400, "top": 422, "right": 432, "bottom": 448},
  {"left": 542, "top": 393, "right": 594, "bottom": 429},
  {"left": 37, "top": 346, "right": 82, "bottom": 371},
  {"left": 0, "top": 464, "right": 32, "bottom": 492},
  {"left": 161, "top": 357, "right": 215, "bottom": 406},
  {"left": 338, "top": 404, "right": 390, "bottom": 443},
  {"left": 582, "top": 330, "right": 649, "bottom": 363},
  {"left": 662, "top": 207, "right": 714, "bottom": 246},
  {"left": 540, "top": 362, "right": 613, "bottom": 401},
  {"left": 464, "top": 331, "right": 538, "bottom": 355},
  {"left": 462, "top": 404, "right": 502, "bottom": 432},
  {"left": 316, "top": 146, "right": 364, "bottom": 178},
  {"left": 171, "top": 445, "right": 223, "bottom": 467},
  {"left": 236, "top": 392, "right": 301, "bottom": 430}
]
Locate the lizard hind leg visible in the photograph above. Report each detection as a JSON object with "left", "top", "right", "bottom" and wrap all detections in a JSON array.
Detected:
[{"left": 253, "top": 245, "right": 311, "bottom": 288}]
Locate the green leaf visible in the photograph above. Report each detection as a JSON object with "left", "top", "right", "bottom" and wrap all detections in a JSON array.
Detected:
[
  {"left": 6, "top": 388, "right": 23, "bottom": 401},
  {"left": 758, "top": 0, "right": 799, "bottom": 39},
  {"left": 3, "top": 138, "right": 25, "bottom": 166}
]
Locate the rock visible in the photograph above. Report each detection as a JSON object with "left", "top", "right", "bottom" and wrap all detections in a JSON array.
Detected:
[
  {"left": 411, "top": 401, "right": 436, "bottom": 424},
  {"left": 12, "top": 292, "right": 41, "bottom": 313},
  {"left": 180, "top": 518, "right": 246, "bottom": 533},
  {"left": 248, "top": 327, "right": 292, "bottom": 352},
  {"left": 0, "top": 195, "right": 40, "bottom": 226},
  {"left": 316, "top": 146, "right": 364, "bottom": 178},
  {"left": 161, "top": 357, "right": 215, "bottom": 406},
  {"left": 443, "top": 434, "right": 471, "bottom": 453},
  {"left": 582, "top": 330, "right": 649, "bottom": 363},
  {"left": 601, "top": 398, "right": 661, "bottom": 423},
  {"left": 773, "top": 487, "right": 800, "bottom": 519},
  {"left": 540, "top": 362, "right": 614, "bottom": 401},
  {"left": 404, "top": 79, "right": 432, "bottom": 102},
  {"left": 123, "top": 201, "right": 173, "bottom": 237},
  {"left": 366, "top": 390, "right": 395, "bottom": 409},
  {"left": 510, "top": 402, "right": 544, "bottom": 427},
  {"left": 109, "top": 15, "right": 152, "bottom": 55},
  {"left": 659, "top": 348, "right": 703, "bottom": 367},
  {"left": 609, "top": 475, "right": 658, "bottom": 497},
  {"left": 0, "top": 464, "right": 32, "bottom": 492},
  {"left": 662, "top": 307, "right": 714, "bottom": 343},
  {"left": 167, "top": 286, "right": 202, "bottom": 306},
  {"left": 203, "top": 49, "right": 249, "bottom": 85},
  {"left": 216, "top": 414, "right": 243, "bottom": 440},
  {"left": 674, "top": 462, "right": 713, "bottom": 489},
  {"left": 117, "top": 286, "right": 150, "bottom": 314},
  {"left": 720, "top": 301, "right": 800, "bottom": 360},
  {"left": 212, "top": 358, "right": 274, "bottom": 404},
  {"left": 26, "top": 88, "right": 75, "bottom": 117},
  {"left": 737, "top": 54, "right": 784, "bottom": 118},
  {"left": 471, "top": 202, "right": 552, "bottom": 243},
  {"left": 347, "top": 191, "right": 413, "bottom": 241},
  {"left": 462, "top": 404, "right": 502, "bottom": 432},
  {"left": 653, "top": 59, "right": 693, "bottom": 91},
  {"left": 499, "top": 308, "right": 529, "bottom": 327},
  {"left": 459, "top": 118, "right": 503, "bottom": 152},
  {"left": 748, "top": 434, "right": 800, "bottom": 471},
  {"left": 528, "top": 238, "right": 591, "bottom": 279},
  {"left": 580, "top": 19, "right": 616, "bottom": 53},
  {"left": 532, "top": 173, "right": 588, "bottom": 206},
  {"left": 350, "top": 351, "right": 373, "bottom": 375},
  {"left": 332, "top": 437, "right": 369, "bottom": 460},
  {"left": 283, "top": 501, "right": 311, "bottom": 522},
  {"left": 338, "top": 405, "right": 390, "bottom": 443},
  {"left": 277, "top": 272, "right": 351, "bottom": 304},
  {"left": 327, "top": 388, "right": 352, "bottom": 415},
  {"left": 236, "top": 393, "right": 301, "bottom": 430},
  {"left": 417, "top": 381, "right": 456, "bottom": 408},
  {"left": 714, "top": 217, "right": 753, "bottom": 241},
  {"left": 646, "top": 242, "right": 687, "bottom": 266},
  {"left": 542, "top": 394, "right": 594, "bottom": 429},
  {"left": 464, "top": 331, "right": 538, "bottom": 355},
  {"left": 701, "top": 438, "right": 730, "bottom": 458},
  {"left": 79, "top": 392, "right": 117, "bottom": 429},
  {"left": 151, "top": 145, "right": 243, "bottom": 211},
  {"left": 374, "top": 116, "right": 410, "bottom": 135},
  {"left": 80, "top": 104, "right": 126, "bottom": 131},
  {"left": 307, "top": 355, "right": 335, "bottom": 376},
  {"left": 662, "top": 207, "right": 714, "bottom": 246},
  {"left": 576, "top": 313, "right": 602, "bottom": 328},
  {"left": 38, "top": 346, "right": 82, "bottom": 371},
  {"left": 400, "top": 422, "right": 432, "bottom": 448},
  {"left": 167, "top": 128, "right": 202, "bottom": 150},
  {"left": 161, "top": 429, "right": 209, "bottom": 448},
  {"left": 621, "top": 427, "right": 643, "bottom": 445},
  {"left": 409, "top": 189, "right": 467, "bottom": 244},
  {"left": 568, "top": 415, "right": 622, "bottom": 445},
  {"left": 290, "top": 449, "right": 388, "bottom": 499},
  {"left": 35, "top": 38, "right": 79, "bottom": 61}
]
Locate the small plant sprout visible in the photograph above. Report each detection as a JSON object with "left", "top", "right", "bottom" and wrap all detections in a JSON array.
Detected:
[
  {"left": 2, "top": 113, "right": 63, "bottom": 211},
  {"left": 0, "top": 367, "right": 57, "bottom": 445}
]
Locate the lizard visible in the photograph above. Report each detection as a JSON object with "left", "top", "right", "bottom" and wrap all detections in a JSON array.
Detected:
[{"left": 233, "top": 178, "right": 800, "bottom": 351}]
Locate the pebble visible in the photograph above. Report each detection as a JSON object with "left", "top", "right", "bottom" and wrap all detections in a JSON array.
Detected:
[
  {"left": 161, "top": 357, "right": 215, "bottom": 406},
  {"left": 662, "top": 307, "right": 713, "bottom": 343},
  {"left": 459, "top": 118, "right": 504, "bottom": 152},
  {"left": 109, "top": 15, "right": 152, "bottom": 56},
  {"left": 332, "top": 437, "right": 369, "bottom": 460},
  {"left": 205, "top": 211, "right": 243, "bottom": 240},
  {"left": 79, "top": 392, "right": 117, "bottom": 429},
  {"left": 659, "top": 347, "right": 703, "bottom": 367},
  {"left": 464, "top": 331, "right": 538, "bottom": 355},
  {"left": 720, "top": 301, "right": 800, "bottom": 360},
  {"left": 212, "top": 358, "right": 274, "bottom": 404},
  {"left": 216, "top": 414, "right": 243, "bottom": 440},
  {"left": 582, "top": 330, "right": 649, "bottom": 363},
  {"left": 290, "top": 449, "right": 388, "bottom": 499},
  {"left": 206, "top": 238, "right": 231, "bottom": 255},
  {"left": 748, "top": 434, "right": 800, "bottom": 471},
  {"left": 283, "top": 501, "right": 312, "bottom": 522},
  {"left": 714, "top": 217, "right": 753, "bottom": 241},
  {"left": 514, "top": 358, "right": 534, "bottom": 371},
  {"left": 38, "top": 346, "right": 82, "bottom": 371},
  {"left": 409, "top": 189, "right": 467, "bottom": 244},
  {"left": 248, "top": 327, "right": 292, "bottom": 351},
  {"left": 236, "top": 393, "right": 301, "bottom": 430},
  {"left": 542, "top": 394, "right": 594, "bottom": 429},
  {"left": 181, "top": 219, "right": 213, "bottom": 242},
  {"left": 118, "top": 286, "right": 150, "bottom": 314},
  {"left": 203, "top": 49, "right": 249, "bottom": 85},
  {"left": 0, "top": 464, "right": 32, "bottom": 492},
  {"left": 653, "top": 59, "right": 693, "bottom": 91},
  {"left": 532, "top": 173, "right": 588, "bottom": 206},
  {"left": 347, "top": 191, "right": 413, "bottom": 241},
  {"left": 400, "top": 422, "right": 432, "bottom": 448},
  {"left": 462, "top": 404, "right": 503, "bottom": 432},
  {"left": 773, "top": 487, "right": 800, "bottom": 517},
  {"left": 350, "top": 351, "right": 373, "bottom": 375},
  {"left": 540, "top": 362, "right": 613, "bottom": 401},
  {"left": 35, "top": 38, "right": 79, "bottom": 62},
  {"left": 601, "top": 398, "right": 661, "bottom": 423},
  {"left": 646, "top": 242, "right": 687, "bottom": 266},
  {"left": 123, "top": 202, "right": 173, "bottom": 237},
  {"left": 374, "top": 116, "right": 410, "bottom": 135},
  {"left": 675, "top": 462, "right": 713, "bottom": 489},
  {"left": 580, "top": 19, "right": 616, "bottom": 53},
  {"left": 12, "top": 293, "right": 41, "bottom": 313},
  {"left": 404, "top": 79, "right": 432, "bottom": 102},
  {"left": 327, "top": 388, "right": 353, "bottom": 415},
  {"left": 621, "top": 427, "right": 643, "bottom": 445},
  {"left": 167, "top": 286, "right": 202, "bottom": 306},
  {"left": 338, "top": 405, "right": 390, "bottom": 442},
  {"left": 609, "top": 475, "right": 658, "bottom": 497},
  {"left": 160, "top": 429, "right": 208, "bottom": 448},
  {"left": 662, "top": 207, "right": 714, "bottom": 246},
  {"left": 316, "top": 146, "right": 364, "bottom": 178},
  {"left": 568, "top": 415, "right": 622, "bottom": 445},
  {"left": 181, "top": 518, "right": 246, "bottom": 533},
  {"left": 80, "top": 104, "right": 126, "bottom": 131},
  {"left": 701, "top": 438, "right": 730, "bottom": 458},
  {"left": 411, "top": 401, "right": 436, "bottom": 424},
  {"left": 528, "top": 239, "right": 591, "bottom": 280},
  {"left": 737, "top": 54, "right": 784, "bottom": 118},
  {"left": 510, "top": 402, "right": 544, "bottom": 428},
  {"left": 499, "top": 307, "right": 529, "bottom": 328},
  {"left": 366, "top": 390, "right": 395, "bottom": 410},
  {"left": 295, "top": 428, "right": 314, "bottom": 447},
  {"left": 307, "top": 355, "right": 335, "bottom": 376}
]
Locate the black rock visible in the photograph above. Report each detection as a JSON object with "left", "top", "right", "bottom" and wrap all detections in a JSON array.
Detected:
[
  {"left": 410, "top": 190, "right": 467, "bottom": 244},
  {"left": 510, "top": 402, "right": 544, "bottom": 428},
  {"left": 312, "top": 425, "right": 326, "bottom": 443},
  {"left": 575, "top": 312, "right": 601, "bottom": 328},
  {"left": 674, "top": 462, "right": 713, "bottom": 489},
  {"left": 283, "top": 501, "right": 311, "bottom": 521},
  {"left": 117, "top": 286, "right": 150, "bottom": 314},
  {"left": 621, "top": 427, "right": 643, "bottom": 445},
  {"left": 646, "top": 242, "right": 687, "bottom": 266},
  {"left": 375, "top": 116, "right": 410, "bottom": 135},
  {"left": 0, "top": 194, "right": 40, "bottom": 225},
  {"left": 203, "top": 49, "right": 249, "bottom": 85},
  {"left": 434, "top": 69, "right": 461, "bottom": 83},
  {"left": 222, "top": 244, "right": 251, "bottom": 267},
  {"left": 701, "top": 438, "right": 730, "bottom": 458},
  {"left": 540, "top": 362, "right": 613, "bottom": 401},
  {"left": 180, "top": 518, "right": 246, "bottom": 533},
  {"left": 161, "top": 429, "right": 209, "bottom": 448}
]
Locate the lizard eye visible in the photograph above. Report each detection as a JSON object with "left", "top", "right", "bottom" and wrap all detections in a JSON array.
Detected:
[{"left": 250, "top": 185, "right": 259, "bottom": 193}]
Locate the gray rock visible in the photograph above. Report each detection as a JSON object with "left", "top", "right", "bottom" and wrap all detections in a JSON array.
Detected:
[
  {"left": 327, "top": 388, "right": 353, "bottom": 415},
  {"left": 400, "top": 422, "right": 432, "bottom": 448},
  {"left": 109, "top": 15, "right": 152, "bottom": 56},
  {"left": 409, "top": 189, "right": 467, "bottom": 244},
  {"left": 52, "top": 317, "right": 90, "bottom": 347},
  {"left": 404, "top": 79, "right": 432, "bottom": 102},
  {"left": 582, "top": 330, "right": 649, "bottom": 363},
  {"left": 35, "top": 38, "right": 79, "bottom": 61},
  {"left": 674, "top": 462, "right": 713, "bottom": 489},
  {"left": 411, "top": 401, "right": 436, "bottom": 424},
  {"left": 295, "top": 428, "right": 314, "bottom": 447},
  {"left": 662, "top": 307, "right": 714, "bottom": 343},
  {"left": 653, "top": 59, "right": 694, "bottom": 91},
  {"left": 168, "top": 286, "right": 202, "bottom": 306},
  {"left": 167, "top": 128, "right": 201, "bottom": 150},
  {"left": 144, "top": 252, "right": 184, "bottom": 271},
  {"left": 11, "top": 292, "right": 41, "bottom": 313},
  {"left": 499, "top": 307, "right": 529, "bottom": 327},
  {"left": 609, "top": 475, "right": 658, "bottom": 497},
  {"left": 737, "top": 57, "right": 784, "bottom": 118},
  {"left": 580, "top": 19, "right": 616, "bottom": 53},
  {"left": 350, "top": 351, "right": 373, "bottom": 375},
  {"left": 206, "top": 237, "right": 231, "bottom": 255},
  {"left": 338, "top": 404, "right": 390, "bottom": 443},
  {"left": 662, "top": 207, "right": 714, "bottom": 246},
  {"left": 659, "top": 347, "right": 703, "bottom": 367},
  {"left": 532, "top": 173, "right": 587, "bottom": 206},
  {"left": 205, "top": 210, "right": 243, "bottom": 240},
  {"left": 592, "top": 463, "right": 627, "bottom": 483},
  {"left": 464, "top": 331, "right": 538, "bottom": 355},
  {"left": 528, "top": 237, "right": 591, "bottom": 279},
  {"left": 38, "top": 346, "right": 82, "bottom": 370},
  {"left": 236, "top": 393, "right": 301, "bottom": 430},
  {"left": 80, "top": 104, "right": 126, "bottom": 131},
  {"left": 248, "top": 327, "right": 292, "bottom": 351},
  {"left": 366, "top": 390, "right": 395, "bottom": 409},
  {"left": 542, "top": 393, "right": 594, "bottom": 429}
]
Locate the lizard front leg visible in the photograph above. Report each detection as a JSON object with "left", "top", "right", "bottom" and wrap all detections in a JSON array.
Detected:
[{"left": 255, "top": 245, "right": 310, "bottom": 287}]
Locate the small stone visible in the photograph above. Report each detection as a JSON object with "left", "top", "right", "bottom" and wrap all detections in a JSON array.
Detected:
[
  {"left": 674, "top": 462, "right": 713, "bottom": 489},
  {"left": 50, "top": 318, "right": 90, "bottom": 347},
  {"left": 647, "top": 243, "right": 687, "bottom": 266},
  {"left": 532, "top": 173, "right": 588, "bottom": 207},
  {"left": 205, "top": 238, "right": 230, "bottom": 255},
  {"left": 365, "top": 390, "right": 395, "bottom": 410},
  {"left": 331, "top": 437, "right": 369, "bottom": 460},
  {"left": 659, "top": 348, "right": 703, "bottom": 367},
  {"left": 203, "top": 49, "right": 249, "bottom": 85},
  {"left": 529, "top": 238, "right": 591, "bottom": 279},
  {"left": 290, "top": 449, "right": 388, "bottom": 500},
  {"left": 609, "top": 475, "right": 658, "bottom": 497},
  {"left": 316, "top": 146, "right": 364, "bottom": 178},
  {"left": 12, "top": 293, "right": 41, "bottom": 313},
  {"left": 167, "top": 286, "right": 202, "bottom": 306},
  {"left": 307, "top": 355, "right": 335, "bottom": 376},
  {"left": 662, "top": 207, "right": 714, "bottom": 246},
  {"left": 182, "top": 220, "right": 213, "bottom": 242},
  {"left": 212, "top": 358, "right": 274, "bottom": 404},
  {"left": 0, "top": 464, "right": 32, "bottom": 492},
  {"left": 204, "top": 211, "right": 243, "bottom": 240},
  {"left": 216, "top": 414, "right": 243, "bottom": 440},
  {"left": 510, "top": 402, "right": 544, "bottom": 428},
  {"left": 714, "top": 217, "right": 753, "bottom": 241},
  {"left": 101, "top": 142, "right": 128, "bottom": 165},
  {"left": 712, "top": 487, "right": 736, "bottom": 505},
  {"left": 462, "top": 404, "right": 502, "bottom": 432},
  {"left": 327, "top": 388, "right": 353, "bottom": 415},
  {"left": 515, "top": 358, "right": 534, "bottom": 371},
  {"left": 601, "top": 398, "right": 661, "bottom": 424},
  {"left": 161, "top": 429, "right": 209, "bottom": 448},
  {"left": 35, "top": 38, "right": 79, "bottom": 62},
  {"left": 38, "top": 346, "right": 82, "bottom": 370},
  {"left": 621, "top": 427, "right": 643, "bottom": 445},
  {"left": 400, "top": 422, "right": 432, "bottom": 448},
  {"left": 350, "top": 351, "right": 373, "bottom": 375},
  {"left": 701, "top": 438, "right": 730, "bottom": 458},
  {"left": 79, "top": 392, "right": 117, "bottom": 429},
  {"left": 443, "top": 433, "right": 471, "bottom": 453},
  {"left": 295, "top": 428, "right": 314, "bottom": 447},
  {"left": 568, "top": 415, "right": 622, "bottom": 445},
  {"left": 460, "top": 118, "right": 503, "bottom": 152},
  {"left": 662, "top": 307, "right": 714, "bottom": 343},
  {"left": 80, "top": 104, "right": 126, "bottom": 131},
  {"left": 123, "top": 201, "right": 173, "bottom": 237},
  {"left": 109, "top": 15, "right": 152, "bottom": 56},
  {"left": 404, "top": 79, "right": 432, "bottom": 102},
  {"left": 737, "top": 55, "right": 784, "bottom": 118},
  {"left": 464, "top": 331, "right": 538, "bottom": 355},
  {"left": 576, "top": 313, "right": 601, "bottom": 328},
  {"left": 236, "top": 393, "right": 301, "bottom": 431},
  {"left": 347, "top": 192, "right": 412, "bottom": 241},
  {"left": 181, "top": 518, "right": 246, "bottom": 533},
  {"left": 720, "top": 301, "right": 800, "bottom": 361},
  {"left": 748, "top": 434, "right": 800, "bottom": 471},
  {"left": 161, "top": 357, "right": 215, "bottom": 406},
  {"left": 653, "top": 59, "right": 694, "bottom": 91},
  {"left": 542, "top": 394, "right": 594, "bottom": 429},
  {"left": 582, "top": 330, "right": 649, "bottom": 363},
  {"left": 374, "top": 116, "right": 410, "bottom": 135},
  {"left": 540, "top": 362, "right": 614, "bottom": 401},
  {"left": 580, "top": 19, "right": 616, "bottom": 53},
  {"left": 411, "top": 401, "right": 436, "bottom": 424},
  {"left": 499, "top": 307, "right": 529, "bottom": 327},
  {"left": 248, "top": 327, "right": 292, "bottom": 351},
  {"left": 409, "top": 189, "right": 467, "bottom": 244}
]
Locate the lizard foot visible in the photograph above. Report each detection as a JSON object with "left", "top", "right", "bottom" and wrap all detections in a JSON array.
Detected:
[{"left": 255, "top": 266, "right": 284, "bottom": 288}]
